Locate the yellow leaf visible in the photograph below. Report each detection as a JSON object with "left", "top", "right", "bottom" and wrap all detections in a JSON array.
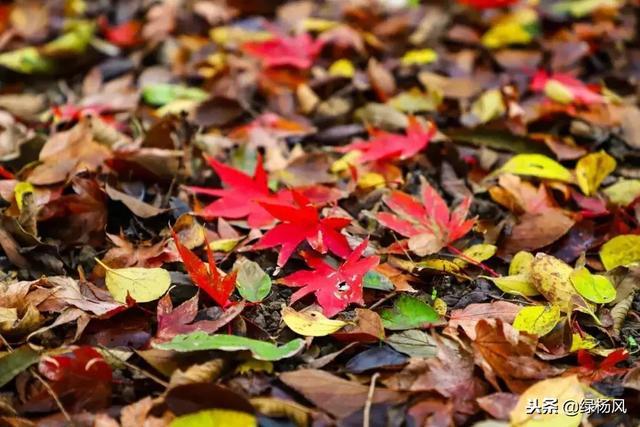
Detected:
[
  {"left": 388, "top": 88, "right": 441, "bottom": 113},
  {"left": 570, "top": 267, "right": 616, "bottom": 303},
  {"left": 510, "top": 375, "right": 584, "bottom": 427},
  {"left": 14, "top": 182, "right": 34, "bottom": 211},
  {"left": 471, "top": 89, "right": 506, "bottom": 124},
  {"left": 357, "top": 172, "right": 385, "bottom": 189},
  {"left": 496, "top": 154, "right": 573, "bottom": 182},
  {"left": 513, "top": 305, "right": 561, "bottom": 336},
  {"left": 235, "top": 359, "right": 273, "bottom": 375},
  {"left": 599, "top": 234, "right": 640, "bottom": 270},
  {"left": 575, "top": 151, "right": 616, "bottom": 196},
  {"left": 328, "top": 59, "right": 355, "bottom": 78},
  {"left": 433, "top": 298, "right": 447, "bottom": 316},
  {"left": 530, "top": 254, "right": 577, "bottom": 312},
  {"left": 96, "top": 259, "right": 171, "bottom": 303},
  {"left": 482, "top": 22, "right": 533, "bottom": 49},
  {"left": 208, "top": 238, "right": 241, "bottom": 253},
  {"left": 603, "top": 179, "right": 640, "bottom": 206},
  {"left": 401, "top": 49, "right": 438, "bottom": 66},
  {"left": 569, "top": 332, "right": 597, "bottom": 352},
  {"left": 544, "top": 80, "right": 575, "bottom": 104},
  {"left": 171, "top": 409, "right": 257, "bottom": 427},
  {"left": 210, "top": 27, "right": 271, "bottom": 46},
  {"left": 509, "top": 251, "right": 534, "bottom": 276},
  {"left": 486, "top": 274, "right": 540, "bottom": 296},
  {"left": 251, "top": 397, "right": 310, "bottom": 427},
  {"left": 282, "top": 307, "right": 347, "bottom": 337},
  {"left": 453, "top": 244, "right": 497, "bottom": 267},
  {"left": 330, "top": 150, "right": 361, "bottom": 173},
  {"left": 301, "top": 18, "right": 339, "bottom": 32},
  {"left": 416, "top": 258, "right": 461, "bottom": 274},
  {"left": 156, "top": 99, "right": 199, "bottom": 116}
]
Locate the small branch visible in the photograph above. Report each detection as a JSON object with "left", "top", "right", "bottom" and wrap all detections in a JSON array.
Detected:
[
  {"left": 446, "top": 245, "right": 498, "bottom": 277},
  {"left": 99, "top": 346, "right": 169, "bottom": 388},
  {"left": 363, "top": 372, "right": 380, "bottom": 427}
]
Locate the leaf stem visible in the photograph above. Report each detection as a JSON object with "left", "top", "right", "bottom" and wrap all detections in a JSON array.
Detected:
[{"left": 446, "top": 245, "right": 499, "bottom": 277}]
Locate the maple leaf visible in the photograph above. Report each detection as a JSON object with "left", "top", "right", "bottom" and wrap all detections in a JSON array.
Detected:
[
  {"left": 337, "top": 117, "right": 436, "bottom": 163},
  {"left": 377, "top": 182, "right": 475, "bottom": 256},
  {"left": 280, "top": 239, "right": 379, "bottom": 317},
  {"left": 187, "top": 154, "right": 278, "bottom": 228},
  {"left": 457, "top": 0, "right": 518, "bottom": 9},
  {"left": 570, "top": 349, "right": 629, "bottom": 383},
  {"left": 253, "top": 191, "right": 352, "bottom": 267},
  {"left": 242, "top": 33, "right": 324, "bottom": 69},
  {"left": 530, "top": 70, "right": 603, "bottom": 105},
  {"left": 172, "top": 230, "right": 236, "bottom": 308}
]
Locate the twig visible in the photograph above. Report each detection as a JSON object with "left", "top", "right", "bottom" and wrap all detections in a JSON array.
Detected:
[
  {"left": 363, "top": 372, "right": 380, "bottom": 427},
  {"left": 368, "top": 291, "right": 397, "bottom": 310},
  {"left": 98, "top": 346, "right": 169, "bottom": 388},
  {"left": 446, "top": 244, "right": 499, "bottom": 277},
  {"left": 31, "top": 369, "right": 73, "bottom": 425}
]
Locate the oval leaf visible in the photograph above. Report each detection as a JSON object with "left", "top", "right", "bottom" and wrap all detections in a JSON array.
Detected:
[
  {"left": 170, "top": 409, "right": 257, "bottom": 427},
  {"left": 380, "top": 295, "right": 439, "bottom": 330},
  {"left": 570, "top": 267, "right": 616, "bottom": 303},
  {"left": 496, "top": 154, "right": 573, "bottom": 182},
  {"left": 235, "top": 259, "right": 271, "bottom": 302},
  {"left": 282, "top": 307, "right": 347, "bottom": 337},
  {"left": 599, "top": 234, "right": 640, "bottom": 271},
  {"left": 513, "top": 305, "right": 561, "bottom": 336},
  {"left": 97, "top": 259, "right": 171, "bottom": 303}
]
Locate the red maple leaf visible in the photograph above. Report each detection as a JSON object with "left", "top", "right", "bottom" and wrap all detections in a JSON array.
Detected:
[
  {"left": 337, "top": 117, "right": 436, "bottom": 163},
  {"left": 99, "top": 17, "right": 141, "bottom": 48},
  {"left": 530, "top": 70, "right": 603, "bottom": 105},
  {"left": 457, "top": 0, "right": 518, "bottom": 9},
  {"left": 377, "top": 182, "right": 475, "bottom": 256},
  {"left": 37, "top": 347, "right": 112, "bottom": 412},
  {"left": 571, "top": 349, "right": 629, "bottom": 382},
  {"left": 242, "top": 33, "right": 324, "bottom": 69},
  {"left": 187, "top": 154, "right": 278, "bottom": 228},
  {"left": 172, "top": 230, "right": 236, "bottom": 308},
  {"left": 253, "top": 191, "right": 352, "bottom": 267},
  {"left": 279, "top": 239, "right": 379, "bottom": 317}
]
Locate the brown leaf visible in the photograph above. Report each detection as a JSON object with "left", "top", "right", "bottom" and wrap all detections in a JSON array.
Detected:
[
  {"left": 472, "top": 319, "right": 563, "bottom": 393},
  {"left": 447, "top": 301, "right": 521, "bottom": 340},
  {"left": 500, "top": 209, "right": 575, "bottom": 256},
  {"left": 279, "top": 369, "right": 403, "bottom": 418},
  {"left": 476, "top": 392, "right": 519, "bottom": 420},
  {"left": 332, "top": 308, "right": 385, "bottom": 343},
  {"left": 367, "top": 58, "right": 396, "bottom": 102},
  {"left": 105, "top": 184, "right": 167, "bottom": 218}
]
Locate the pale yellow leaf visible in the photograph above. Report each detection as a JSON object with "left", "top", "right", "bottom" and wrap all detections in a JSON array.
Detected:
[
  {"left": 282, "top": 307, "right": 347, "bottom": 337},
  {"left": 599, "top": 234, "right": 640, "bottom": 271},
  {"left": 575, "top": 151, "right": 616, "bottom": 196}
]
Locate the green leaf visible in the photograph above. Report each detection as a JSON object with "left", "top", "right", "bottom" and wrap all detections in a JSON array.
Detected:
[
  {"left": 495, "top": 154, "right": 573, "bottom": 182},
  {"left": 96, "top": 259, "right": 171, "bottom": 303},
  {"left": 386, "top": 330, "right": 437, "bottom": 358},
  {"left": 0, "top": 47, "right": 55, "bottom": 74},
  {"left": 447, "top": 129, "right": 551, "bottom": 155},
  {"left": 363, "top": 270, "right": 394, "bottom": 291},
  {"left": 154, "top": 331, "right": 305, "bottom": 361},
  {"left": 142, "top": 83, "right": 209, "bottom": 107},
  {"left": 570, "top": 267, "right": 616, "bottom": 303},
  {"left": 599, "top": 234, "right": 640, "bottom": 270},
  {"left": 170, "top": 409, "right": 257, "bottom": 427},
  {"left": 0, "top": 346, "right": 40, "bottom": 387},
  {"left": 380, "top": 295, "right": 439, "bottom": 330},
  {"left": 235, "top": 259, "right": 271, "bottom": 302},
  {"left": 513, "top": 305, "right": 561, "bottom": 336}
]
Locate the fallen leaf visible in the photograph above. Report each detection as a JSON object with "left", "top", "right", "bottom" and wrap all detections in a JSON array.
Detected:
[
  {"left": 170, "top": 409, "right": 257, "bottom": 427},
  {"left": 512, "top": 305, "right": 562, "bottom": 336},
  {"left": 95, "top": 259, "right": 170, "bottom": 304},
  {"left": 599, "top": 234, "right": 640, "bottom": 270},
  {"left": 380, "top": 295, "right": 440, "bottom": 330},
  {"left": 570, "top": 267, "right": 616, "bottom": 303},
  {"left": 154, "top": 331, "right": 305, "bottom": 361},
  {"left": 575, "top": 151, "right": 616, "bottom": 196},
  {"left": 281, "top": 306, "right": 347, "bottom": 337},
  {"left": 510, "top": 375, "right": 584, "bottom": 426}
]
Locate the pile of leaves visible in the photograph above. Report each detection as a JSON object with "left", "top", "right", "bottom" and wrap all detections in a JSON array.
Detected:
[{"left": 1, "top": 0, "right": 640, "bottom": 425}]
